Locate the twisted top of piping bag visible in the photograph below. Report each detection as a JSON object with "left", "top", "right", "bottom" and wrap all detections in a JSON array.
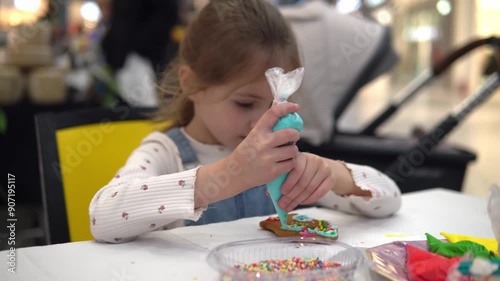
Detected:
[{"left": 265, "top": 67, "right": 304, "bottom": 103}]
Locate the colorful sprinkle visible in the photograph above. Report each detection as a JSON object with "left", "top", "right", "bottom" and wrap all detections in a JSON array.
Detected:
[
  {"left": 282, "top": 220, "right": 338, "bottom": 238},
  {"left": 224, "top": 257, "right": 350, "bottom": 281},
  {"left": 233, "top": 257, "right": 341, "bottom": 273}
]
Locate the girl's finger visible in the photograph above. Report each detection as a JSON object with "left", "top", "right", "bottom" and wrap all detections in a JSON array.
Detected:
[
  {"left": 284, "top": 168, "right": 329, "bottom": 211},
  {"left": 283, "top": 177, "right": 319, "bottom": 212},
  {"left": 281, "top": 158, "right": 305, "bottom": 195},
  {"left": 301, "top": 176, "right": 334, "bottom": 205},
  {"left": 269, "top": 144, "right": 299, "bottom": 163},
  {"left": 281, "top": 169, "right": 300, "bottom": 196},
  {"left": 270, "top": 158, "right": 296, "bottom": 179},
  {"left": 254, "top": 103, "right": 300, "bottom": 131},
  {"left": 295, "top": 160, "right": 334, "bottom": 206},
  {"left": 268, "top": 129, "right": 301, "bottom": 148},
  {"left": 279, "top": 164, "right": 315, "bottom": 209}
]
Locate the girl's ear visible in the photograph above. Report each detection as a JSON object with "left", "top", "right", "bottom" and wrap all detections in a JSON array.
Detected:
[
  {"left": 178, "top": 65, "right": 193, "bottom": 95},
  {"left": 179, "top": 65, "right": 203, "bottom": 102}
]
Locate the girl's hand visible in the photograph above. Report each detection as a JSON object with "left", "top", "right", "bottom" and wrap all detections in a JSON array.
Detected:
[
  {"left": 278, "top": 152, "right": 334, "bottom": 212},
  {"left": 231, "top": 103, "right": 301, "bottom": 189}
]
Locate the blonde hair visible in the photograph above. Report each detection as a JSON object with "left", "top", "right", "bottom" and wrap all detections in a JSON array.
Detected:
[{"left": 156, "top": 0, "right": 301, "bottom": 127}]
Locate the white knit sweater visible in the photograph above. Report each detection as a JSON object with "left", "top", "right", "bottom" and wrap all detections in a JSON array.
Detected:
[{"left": 89, "top": 128, "right": 402, "bottom": 243}]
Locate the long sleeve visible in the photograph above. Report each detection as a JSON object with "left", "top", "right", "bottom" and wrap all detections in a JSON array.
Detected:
[
  {"left": 316, "top": 163, "right": 402, "bottom": 218},
  {"left": 89, "top": 132, "right": 205, "bottom": 243}
]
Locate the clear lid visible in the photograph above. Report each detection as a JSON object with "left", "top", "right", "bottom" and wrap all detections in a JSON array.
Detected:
[{"left": 206, "top": 237, "right": 367, "bottom": 280}]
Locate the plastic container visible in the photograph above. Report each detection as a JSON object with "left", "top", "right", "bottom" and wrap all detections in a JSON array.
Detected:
[{"left": 207, "top": 237, "right": 366, "bottom": 281}]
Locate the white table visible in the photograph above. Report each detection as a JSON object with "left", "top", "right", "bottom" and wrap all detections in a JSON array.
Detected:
[{"left": 2, "top": 189, "right": 495, "bottom": 281}]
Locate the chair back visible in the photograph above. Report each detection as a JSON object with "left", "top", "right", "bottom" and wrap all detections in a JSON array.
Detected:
[{"left": 35, "top": 106, "right": 169, "bottom": 244}]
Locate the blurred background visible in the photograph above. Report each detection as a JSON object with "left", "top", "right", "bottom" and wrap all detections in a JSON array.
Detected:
[{"left": 0, "top": 0, "right": 498, "bottom": 248}]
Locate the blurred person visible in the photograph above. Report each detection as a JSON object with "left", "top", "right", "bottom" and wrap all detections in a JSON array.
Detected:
[{"left": 101, "top": 0, "right": 180, "bottom": 107}]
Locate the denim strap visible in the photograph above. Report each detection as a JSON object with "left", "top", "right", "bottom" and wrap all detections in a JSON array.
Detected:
[{"left": 165, "top": 127, "right": 198, "bottom": 165}]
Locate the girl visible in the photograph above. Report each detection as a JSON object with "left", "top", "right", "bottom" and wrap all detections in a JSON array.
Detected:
[{"left": 89, "top": 0, "right": 401, "bottom": 243}]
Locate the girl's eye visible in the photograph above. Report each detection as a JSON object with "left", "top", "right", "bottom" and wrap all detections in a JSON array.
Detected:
[{"left": 235, "top": 101, "right": 254, "bottom": 108}]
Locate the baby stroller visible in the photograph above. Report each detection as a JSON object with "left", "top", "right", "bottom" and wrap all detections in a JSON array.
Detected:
[{"left": 282, "top": 2, "right": 500, "bottom": 193}]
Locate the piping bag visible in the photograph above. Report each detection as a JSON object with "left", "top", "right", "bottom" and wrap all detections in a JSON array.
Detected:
[{"left": 264, "top": 67, "right": 304, "bottom": 227}]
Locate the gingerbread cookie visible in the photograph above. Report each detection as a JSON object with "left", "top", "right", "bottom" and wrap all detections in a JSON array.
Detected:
[{"left": 259, "top": 213, "right": 339, "bottom": 240}]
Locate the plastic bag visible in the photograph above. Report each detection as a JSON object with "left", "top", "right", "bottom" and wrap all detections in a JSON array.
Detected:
[
  {"left": 447, "top": 256, "right": 499, "bottom": 281},
  {"left": 265, "top": 67, "right": 304, "bottom": 103},
  {"left": 406, "top": 244, "right": 462, "bottom": 281},
  {"left": 263, "top": 67, "right": 304, "bottom": 226},
  {"left": 116, "top": 53, "right": 158, "bottom": 107}
]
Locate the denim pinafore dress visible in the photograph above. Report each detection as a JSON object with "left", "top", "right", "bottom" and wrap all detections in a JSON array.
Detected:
[{"left": 166, "top": 128, "right": 277, "bottom": 226}]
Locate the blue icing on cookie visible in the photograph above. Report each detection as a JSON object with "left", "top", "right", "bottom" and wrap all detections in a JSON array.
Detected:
[
  {"left": 278, "top": 215, "right": 339, "bottom": 238},
  {"left": 293, "top": 214, "right": 313, "bottom": 222},
  {"left": 315, "top": 229, "right": 338, "bottom": 237}
]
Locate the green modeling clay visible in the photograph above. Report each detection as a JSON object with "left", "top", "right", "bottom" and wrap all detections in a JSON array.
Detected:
[
  {"left": 265, "top": 67, "right": 304, "bottom": 227},
  {"left": 426, "top": 233, "right": 492, "bottom": 259}
]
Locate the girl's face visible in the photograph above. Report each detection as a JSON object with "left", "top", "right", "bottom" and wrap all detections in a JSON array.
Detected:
[{"left": 186, "top": 74, "right": 275, "bottom": 149}]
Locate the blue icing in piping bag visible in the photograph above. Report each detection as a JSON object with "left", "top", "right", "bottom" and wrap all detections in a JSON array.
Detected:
[
  {"left": 265, "top": 67, "right": 305, "bottom": 227},
  {"left": 267, "top": 113, "right": 303, "bottom": 227}
]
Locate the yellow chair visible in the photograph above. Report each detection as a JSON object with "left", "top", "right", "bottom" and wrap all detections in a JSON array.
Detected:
[{"left": 35, "top": 106, "right": 169, "bottom": 244}]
